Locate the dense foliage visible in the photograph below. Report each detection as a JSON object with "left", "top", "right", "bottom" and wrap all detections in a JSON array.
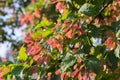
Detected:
[{"left": 0, "top": 0, "right": 120, "bottom": 80}]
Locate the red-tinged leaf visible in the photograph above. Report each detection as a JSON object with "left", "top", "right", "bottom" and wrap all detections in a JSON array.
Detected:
[
  {"left": 77, "top": 58, "right": 83, "bottom": 63},
  {"left": 1, "top": 57, "right": 7, "bottom": 62},
  {"left": 77, "top": 73, "right": 82, "bottom": 80},
  {"left": 33, "top": 55, "right": 40, "bottom": 61},
  {"left": 20, "top": 12, "right": 31, "bottom": 25},
  {"left": 63, "top": 27, "right": 69, "bottom": 33},
  {"left": 47, "top": 72, "right": 52, "bottom": 80},
  {"left": 63, "top": 21, "right": 72, "bottom": 28},
  {"left": 56, "top": 2, "right": 66, "bottom": 14},
  {"left": 89, "top": 71, "right": 96, "bottom": 80},
  {"left": 34, "top": 8, "right": 41, "bottom": 18},
  {"left": 31, "top": 73, "right": 38, "bottom": 79},
  {"left": 46, "top": 38, "right": 62, "bottom": 52},
  {"left": 36, "top": 57, "right": 44, "bottom": 64},
  {"left": 82, "top": 72, "right": 89, "bottom": 80},
  {"left": 56, "top": 43, "right": 62, "bottom": 52},
  {"left": 71, "top": 69, "right": 79, "bottom": 78},
  {"left": 28, "top": 45, "right": 42, "bottom": 55},
  {"left": 46, "top": 38, "right": 57, "bottom": 48},
  {"left": 79, "top": 65, "right": 84, "bottom": 70},
  {"left": 77, "top": 30, "right": 83, "bottom": 36},
  {"left": 28, "top": 14, "right": 34, "bottom": 26},
  {"left": 0, "top": 73, "right": 3, "bottom": 80},
  {"left": 20, "top": 13, "right": 25, "bottom": 19},
  {"left": 55, "top": 69, "right": 61, "bottom": 75},
  {"left": 105, "top": 37, "right": 116, "bottom": 50},
  {"left": 73, "top": 24, "right": 79, "bottom": 31},
  {"left": 55, "top": 34, "right": 63, "bottom": 40},
  {"left": 64, "top": 73, "right": 69, "bottom": 80},
  {"left": 73, "top": 64, "right": 78, "bottom": 70},
  {"left": 53, "top": 23, "right": 61, "bottom": 29},
  {"left": 61, "top": 72, "right": 65, "bottom": 79},
  {"left": 65, "top": 29, "right": 74, "bottom": 39},
  {"left": 31, "top": 0, "right": 37, "bottom": 4},
  {"left": 20, "top": 18, "right": 27, "bottom": 25}
]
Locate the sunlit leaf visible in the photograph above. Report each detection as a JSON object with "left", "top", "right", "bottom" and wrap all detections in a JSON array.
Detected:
[
  {"left": 35, "top": 19, "right": 54, "bottom": 30},
  {"left": 114, "top": 45, "right": 120, "bottom": 59},
  {"left": 18, "top": 46, "right": 28, "bottom": 61}
]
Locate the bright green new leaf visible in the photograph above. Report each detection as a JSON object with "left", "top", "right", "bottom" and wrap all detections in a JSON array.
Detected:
[
  {"left": 18, "top": 46, "right": 28, "bottom": 61},
  {"left": 42, "top": 29, "right": 53, "bottom": 38},
  {"left": 35, "top": 19, "right": 54, "bottom": 30},
  {"left": 32, "top": 29, "right": 53, "bottom": 39}
]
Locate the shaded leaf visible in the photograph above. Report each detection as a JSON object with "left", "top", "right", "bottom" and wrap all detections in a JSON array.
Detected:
[
  {"left": 12, "top": 66, "right": 24, "bottom": 76},
  {"left": 106, "top": 52, "right": 118, "bottom": 70},
  {"left": 84, "top": 56, "right": 101, "bottom": 74},
  {"left": 78, "top": 3, "right": 97, "bottom": 16},
  {"left": 61, "top": 53, "right": 76, "bottom": 72}
]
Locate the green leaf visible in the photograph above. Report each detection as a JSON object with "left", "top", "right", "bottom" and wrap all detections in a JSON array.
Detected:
[
  {"left": 78, "top": 3, "right": 97, "bottom": 16},
  {"left": 72, "top": 0, "right": 86, "bottom": 5},
  {"left": 12, "top": 66, "right": 24, "bottom": 76},
  {"left": 90, "top": 0, "right": 104, "bottom": 9},
  {"left": 42, "top": 29, "right": 53, "bottom": 38},
  {"left": 84, "top": 56, "right": 101, "bottom": 74},
  {"left": 61, "top": 9, "right": 70, "bottom": 20},
  {"left": 114, "top": 45, "right": 120, "bottom": 59},
  {"left": 111, "top": 20, "right": 120, "bottom": 32},
  {"left": 18, "top": 46, "right": 28, "bottom": 61},
  {"left": 3, "top": 67, "right": 10, "bottom": 76},
  {"left": 25, "top": 0, "right": 43, "bottom": 12},
  {"left": 116, "top": 30, "right": 120, "bottom": 40},
  {"left": 15, "top": 76, "right": 21, "bottom": 80},
  {"left": 32, "top": 29, "right": 53, "bottom": 39},
  {"left": 32, "top": 30, "right": 43, "bottom": 39},
  {"left": 61, "top": 52, "right": 76, "bottom": 72},
  {"left": 43, "top": 42, "right": 51, "bottom": 52},
  {"left": 106, "top": 53, "right": 118, "bottom": 70},
  {"left": 56, "top": 26, "right": 62, "bottom": 33},
  {"left": 35, "top": 19, "right": 54, "bottom": 30}
]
